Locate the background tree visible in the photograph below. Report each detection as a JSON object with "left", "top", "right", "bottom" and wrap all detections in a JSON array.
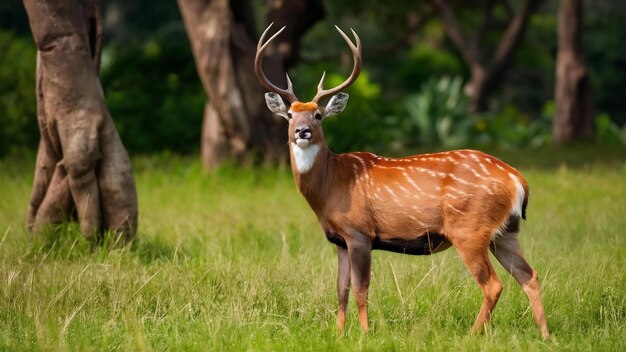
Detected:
[
  {"left": 177, "top": 0, "right": 324, "bottom": 169},
  {"left": 553, "top": 0, "right": 593, "bottom": 144},
  {"left": 2, "top": 0, "right": 625, "bottom": 158},
  {"left": 433, "top": 0, "right": 545, "bottom": 112},
  {"left": 22, "top": 0, "right": 138, "bottom": 241}
]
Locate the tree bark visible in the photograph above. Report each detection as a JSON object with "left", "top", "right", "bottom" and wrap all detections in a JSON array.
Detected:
[
  {"left": 23, "top": 0, "right": 138, "bottom": 242},
  {"left": 553, "top": 0, "right": 593, "bottom": 144},
  {"left": 434, "top": 0, "right": 543, "bottom": 112},
  {"left": 177, "top": 0, "right": 323, "bottom": 169}
]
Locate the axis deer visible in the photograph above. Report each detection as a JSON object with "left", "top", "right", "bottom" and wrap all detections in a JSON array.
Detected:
[{"left": 255, "top": 24, "right": 549, "bottom": 340}]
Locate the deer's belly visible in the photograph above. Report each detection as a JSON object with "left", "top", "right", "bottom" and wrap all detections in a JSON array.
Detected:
[
  {"left": 325, "top": 230, "right": 347, "bottom": 248},
  {"left": 373, "top": 232, "right": 450, "bottom": 255}
]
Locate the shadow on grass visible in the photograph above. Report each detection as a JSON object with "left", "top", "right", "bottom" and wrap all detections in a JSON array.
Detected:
[
  {"left": 26, "top": 222, "right": 91, "bottom": 261},
  {"left": 25, "top": 222, "right": 184, "bottom": 265},
  {"left": 130, "top": 234, "right": 184, "bottom": 264}
]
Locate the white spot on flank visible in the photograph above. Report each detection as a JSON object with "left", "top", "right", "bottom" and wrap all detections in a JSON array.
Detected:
[
  {"left": 384, "top": 185, "right": 398, "bottom": 197},
  {"left": 374, "top": 164, "right": 412, "bottom": 172},
  {"left": 352, "top": 164, "right": 359, "bottom": 177},
  {"left": 447, "top": 203, "right": 465, "bottom": 214},
  {"left": 447, "top": 186, "right": 469, "bottom": 196},
  {"left": 449, "top": 174, "right": 494, "bottom": 195},
  {"left": 402, "top": 173, "right": 424, "bottom": 194},
  {"left": 462, "top": 164, "right": 485, "bottom": 178},
  {"left": 477, "top": 162, "right": 490, "bottom": 176},
  {"left": 413, "top": 167, "right": 438, "bottom": 177},
  {"left": 396, "top": 182, "right": 410, "bottom": 195},
  {"left": 292, "top": 143, "right": 320, "bottom": 174},
  {"left": 349, "top": 154, "right": 371, "bottom": 178},
  {"left": 509, "top": 173, "right": 525, "bottom": 218},
  {"left": 455, "top": 151, "right": 469, "bottom": 159},
  {"left": 445, "top": 192, "right": 458, "bottom": 200},
  {"left": 348, "top": 154, "right": 364, "bottom": 164}
]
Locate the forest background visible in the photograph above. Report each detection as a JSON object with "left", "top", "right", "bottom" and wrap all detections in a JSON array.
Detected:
[
  {"left": 0, "top": 1, "right": 625, "bottom": 350},
  {"left": 2, "top": 0, "right": 625, "bottom": 159}
]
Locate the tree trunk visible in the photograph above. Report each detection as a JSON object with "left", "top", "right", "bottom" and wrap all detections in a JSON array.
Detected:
[
  {"left": 23, "top": 0, "right": 138, "bottom": 242},
  {"left": 177, "top": 0, "right": 323, "bottom": 169},
  {"left": 553, "top": 0, "right": 593, "bottom": 144},
  {"left": 435, "top": 0, "right": 543, "bottom": 112}
]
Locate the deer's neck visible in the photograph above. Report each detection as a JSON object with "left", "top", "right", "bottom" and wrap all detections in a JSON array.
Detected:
[{"left": 289, "top": 142, "right": 335, "bottom": 213}]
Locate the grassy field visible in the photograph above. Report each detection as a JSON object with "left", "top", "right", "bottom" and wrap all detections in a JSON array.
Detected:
[{"left": 1, "top": 146, "right": 625, "bottom": 351}]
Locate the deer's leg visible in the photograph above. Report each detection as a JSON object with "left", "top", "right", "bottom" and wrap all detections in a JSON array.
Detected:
[
  {"left": 336, "top": 245, "right": 351, "bottom": 332},
  {"left": 490, "top": 232, "right": 549, "bottom": 340},
  {"left": 454, "top": 237, "right": 503, "bottom": 334},
  {"left": 347, "top": 235, "right": 372, "bottom": 331}
]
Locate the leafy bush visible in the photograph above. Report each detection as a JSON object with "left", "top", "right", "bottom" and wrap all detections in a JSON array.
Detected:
[
  {"left": 584, "top": 5, "right": 626, "bottom": 126},
  {"left": 101, "top": 35, "right": 205, "bottom": 155},
  {"left": 474, "top": 103, "right": 552, "bottom": 149},
  {"left": 0, "top": 30, "right": 206, "bottom": 157},
  {"left": 394, "top": 43, "right": 463, "bottom": 92},
  {"left": 404, "top": 76, "right": 474, "bottom": 148},
  {"left": 321, "top": 70, "right": 400, "bottom": 153},
  {"left": 596, "top": 114, "right": 626, "bottom": 145},
  {"left": 404, "top": 76, "right": 552, "bottom": 149},
  {"left": 0, "top": 31, "right": 38, "bottom": 157}
]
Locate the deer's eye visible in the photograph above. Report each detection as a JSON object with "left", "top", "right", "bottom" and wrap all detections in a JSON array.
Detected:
[
  {"left": 314, "top": 112, "right": 322, "bottom": 120},
  {"left": 287, "top": 112, "right": 293, "bottom": 119}
]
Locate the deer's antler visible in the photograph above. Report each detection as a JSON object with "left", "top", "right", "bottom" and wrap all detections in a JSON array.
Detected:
[
  {"left": 311, "top": 26, "right": 362, "bottom": 103},
  {"left": 254, "top": 23, "right": 299, "bottom": 103}
]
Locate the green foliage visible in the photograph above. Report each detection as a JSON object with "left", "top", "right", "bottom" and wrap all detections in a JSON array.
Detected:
[
  {"left": 584, "top": 3, "right": 626, "bottom": 125},
  {"left": 322, "top": 70, "right": 400, "bottom": 153},
  {"left": 596, "top": 114, "right": 626, "bottom": 145},
  {"left": 0, "top": 29, "right": 205, "bottom": 157},
  {"left": 394, "top": 43, "right": 464, "bottom": 92},
  {"left": 404, "top": 76, "right": 474, "bottom": 148},
  {"left": 1, "top": 153, "right": 625, "bottom": 350},
  {"left": 3, "top": 1, "right": 626, "bottom": 157},
  {"left": 474, "top": 103, "right": 553, "bottom": 149},
  {"left": 324, "top": 0, "right": 429, "bottom": 35},
  {"left": 500, "top": 12, "right": 556, "bottom": 114},
  {"left": 0, "top": 31, "right": 38, "bottom": 157},
  {"left": 101, "top": 36, "right": 205, "bottom": 154},
  {"left": 404, "top": 76, "right": 553, "bottom": 149}
]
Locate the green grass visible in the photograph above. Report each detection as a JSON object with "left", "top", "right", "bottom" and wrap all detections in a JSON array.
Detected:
[{"left": 1, "top": 147, "right": 625, "bottom": 351}]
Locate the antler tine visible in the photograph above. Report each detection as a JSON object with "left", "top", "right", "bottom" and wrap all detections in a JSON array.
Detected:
[
  {"left": 255, "top": 23, "right": 299, "bottom": 103},
  {"left": 312, "top": 26, "right": 362, "bottom": 103},
  {"left": 316, "top": 71, "right": 326, "bottom": 93}
]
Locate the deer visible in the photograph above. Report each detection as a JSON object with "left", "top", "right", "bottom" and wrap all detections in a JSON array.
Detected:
[{"left": 255, "top": 23, "right": 549, "bottom": 340}]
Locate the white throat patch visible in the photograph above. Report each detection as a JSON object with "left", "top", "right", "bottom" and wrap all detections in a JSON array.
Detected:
[{"left": 291, "top": 143, "right": 320, "bottom": 174}]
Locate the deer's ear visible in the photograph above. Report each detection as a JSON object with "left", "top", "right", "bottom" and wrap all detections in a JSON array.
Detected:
[
  {"left": 322, "top": 93, "right": 349, "bottom": 118},
  {"left": 265, "top": 93, "right": 289, "bottom": 120}
]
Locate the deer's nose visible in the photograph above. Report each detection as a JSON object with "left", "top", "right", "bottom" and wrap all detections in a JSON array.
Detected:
[{"left": 295, "top": 128, "right": 312, "bottom": 139}]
